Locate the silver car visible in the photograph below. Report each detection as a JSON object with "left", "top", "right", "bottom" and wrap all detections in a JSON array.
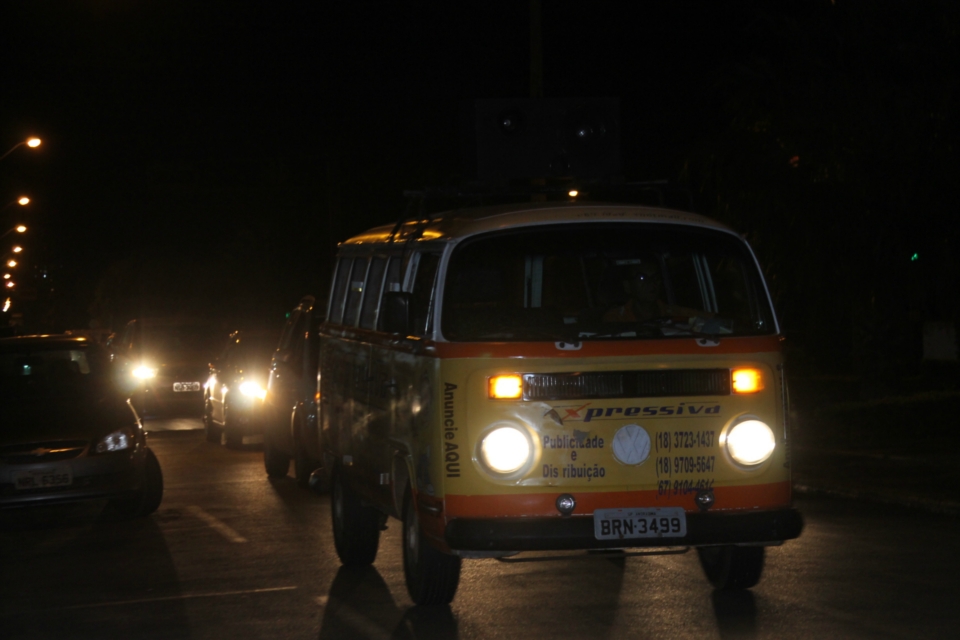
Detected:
[{"left": 0, "top": 335, "right": 163, "bottom": 517}]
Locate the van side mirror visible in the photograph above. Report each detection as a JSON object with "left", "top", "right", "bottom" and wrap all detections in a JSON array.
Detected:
[{"left": 381, "top": 292, "right": 412, "bottom": 335}]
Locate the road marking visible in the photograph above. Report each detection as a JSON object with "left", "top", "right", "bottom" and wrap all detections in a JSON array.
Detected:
[
  {"left": 187, "top": 505, "right": 248, "bottom": 543},
  {"left": 55, "top": 587, "right": 298, "bottom": 610},
  {"left": 321, "top": 600, "right": 393, "bottom": 639}
]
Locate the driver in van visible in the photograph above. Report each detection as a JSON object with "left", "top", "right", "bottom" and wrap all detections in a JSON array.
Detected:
[{"left": 602, "top": 261, "right": 705, "bottom": 323}]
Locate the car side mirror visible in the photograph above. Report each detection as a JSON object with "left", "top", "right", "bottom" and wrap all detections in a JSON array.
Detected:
[{"left": 380, "top": 291, "right": 412, "bottom": 335}]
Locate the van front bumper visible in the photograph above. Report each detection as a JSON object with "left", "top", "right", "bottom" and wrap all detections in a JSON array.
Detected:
[{"left": 445, "top": 508, "right": 803, "bottom": 552}]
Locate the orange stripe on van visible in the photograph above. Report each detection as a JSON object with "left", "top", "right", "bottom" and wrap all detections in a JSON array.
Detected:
[
  {"left": 444, "top": 481, "right": 792, "bottom": 518},
  {"left": 431, "top": 335, "right": 782, "bottom": 359}
]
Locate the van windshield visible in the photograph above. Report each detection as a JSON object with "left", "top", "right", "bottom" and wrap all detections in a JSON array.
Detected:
[{"left": 441, "top": 224, "right": 775, "bottom": 342}]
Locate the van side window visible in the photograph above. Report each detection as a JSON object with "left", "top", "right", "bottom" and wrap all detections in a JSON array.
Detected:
[
  {"left": 342, "top": 257, "right": 370, "bottom": 327},
  {"left": 289, "top": 311, "right": 311, "bottom": 369},
  {"left": 375, "top": 256, "right": 405, "bottom": 332},
  {"left": 410, "top": 253, "right": 440, "bottom": 336},
  {"left": 278, "top": 310, "right": 300, "bottom": 351},
  {"left": 359, "top": 257, "right": 387, "bottom": 330},
  {"left": 328, "top": 257, "right": 354, "bottom": 325},
  {"left": 384, "top": 256, "right": 403, "bottom": 294}
]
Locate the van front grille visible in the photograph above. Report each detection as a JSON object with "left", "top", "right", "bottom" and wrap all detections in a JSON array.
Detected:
[{"left": 522, "top": 369, "right": 730, "bottom": 401}]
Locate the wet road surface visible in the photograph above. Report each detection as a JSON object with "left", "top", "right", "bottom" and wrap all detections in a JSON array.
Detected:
[{"left": 2, "top": 420, "right": 958, "bottom": 639}]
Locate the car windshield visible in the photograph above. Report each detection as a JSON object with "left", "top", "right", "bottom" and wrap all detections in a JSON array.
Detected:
[
  {"left": 0, "top": 346, "right": 110, "bottom": 398},
  {"left": 441, "top": 223, "right": 775, "bottom": 342},
  {"left": 230, "top": 337, "right": 277, "bottom": 371},
  {"left": 142, "top": 325, "right": 219, "bottom": 355}
]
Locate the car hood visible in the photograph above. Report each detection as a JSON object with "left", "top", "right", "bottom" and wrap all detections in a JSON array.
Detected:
[
  {"left": 1, "top": 390, "right": 139, "bottom": 446},
  {"left": 142, "top": 351, "right": 212, "bottom": 369}
]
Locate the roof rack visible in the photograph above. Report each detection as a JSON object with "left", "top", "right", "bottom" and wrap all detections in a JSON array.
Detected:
[{"left": 387, "top": 180, "right": 695, "bottom": 244}]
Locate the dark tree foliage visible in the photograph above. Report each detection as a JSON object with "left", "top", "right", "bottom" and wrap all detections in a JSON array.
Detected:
[{"left": 683, "top": 0, "right": 960, "bottom": 377}]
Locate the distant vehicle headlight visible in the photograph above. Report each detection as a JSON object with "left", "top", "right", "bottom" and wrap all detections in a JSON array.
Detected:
[
  {"left": 96, "top": 428, "right": 133, "bottom": 453},
  {"left": 239, "top": 381, "right": 267, "bottom": 400},
  {"left": 724, "top": 419, "right": 776, "bottom": 466},
  {"left": 480, "top": 425, "right": 532, "bottom": 474},
  {"left": 132, "top": 365, "right": 157, "bottom": 379}
]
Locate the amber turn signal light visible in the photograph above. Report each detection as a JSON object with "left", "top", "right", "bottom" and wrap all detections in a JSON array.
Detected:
[
  {"left": 489, "top": 374, "right": 523, "bottom": 399},
  {"left": 732, "top": 368, "right": 764, "bottom": 394}
]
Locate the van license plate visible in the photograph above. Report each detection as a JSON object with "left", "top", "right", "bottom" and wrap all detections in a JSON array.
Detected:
[
  {"left": 594, "top": 507, "right": 687, "bottom": 540},
  {"left": 173, "top": 382, "right": 200, "bottom": 392},
  {"left": 15, "top": 466, "right": 73, "bottom": 490}
]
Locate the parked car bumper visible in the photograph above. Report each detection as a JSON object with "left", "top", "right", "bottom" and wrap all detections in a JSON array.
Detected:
[{"left": 0, "top": 448, "right": 146, "bottom": 508}]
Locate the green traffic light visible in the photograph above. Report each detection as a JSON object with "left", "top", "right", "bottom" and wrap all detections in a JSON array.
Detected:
[{"left": 910, "top": 253, "right": 919, "bottom": 261}]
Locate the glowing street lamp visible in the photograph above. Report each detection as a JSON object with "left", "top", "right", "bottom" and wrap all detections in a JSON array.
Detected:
[
  {"left": 0, "top": 137, "right": 42, "bottom": 162},
  {"left": 12, "top": 246, "right": 23, "bottom": 253},
  {"left": 0, "top": 225, "right": 27, "bottom": 240},
  {"left": 7, "top": 259, "right": 17, "bottom": 268},
  {"left": 2, "top": 197, "right": 30, "bottom": 212}
]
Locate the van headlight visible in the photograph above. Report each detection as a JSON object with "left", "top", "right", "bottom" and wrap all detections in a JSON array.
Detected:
[
  {"left": 480, "top": 425, "right": 531, "bottom": 474},
  {"left": 239, "top": 381, "right": 267, "bottom": 400},
  {"left": 96, "top": 428, "right": 133, "bottom": 453},
  {"left": 723, "top": 419, "right": 776, "bottom": 466}
]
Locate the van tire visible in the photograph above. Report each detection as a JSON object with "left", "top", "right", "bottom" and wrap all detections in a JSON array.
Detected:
[
  {"left": 403, "top": 487, "right": 461, "bottom": 605},
  {"left": 697, "top": 545, "right": 765, "bottom": 590},
  {"left": 331, "top": 469, "right": 380, "bottom": 566},
  {"left": 264, "top": 439, "right": 290, "bottom": 478},
  {"left": 294, "top": 420, "right": 321, "bottom": 489}
]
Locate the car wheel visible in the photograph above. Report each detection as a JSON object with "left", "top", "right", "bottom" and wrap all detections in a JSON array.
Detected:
[
  {"left": 264, "top": 437, "right": 290, "bottom": 478},
  {"left": 203, "top": 399, "right": 221, "bottom": 443},
  {"left": 331, "top": 468, "right": 381, "bottom": 566},
  {"left": 222, "top": 406, "right": 243, "bottom": 449},
  {"left": 403, "top": 486, "right": 461, "bottom": 605},
  {"left": 294, "top": 422, "right": 321, "bottom": 489},
  {"left": 111, "top": 448, "right": 164, "bottom": 518},
  {"left": 697, "top": 545, "right": 765, "bottom": 590}
]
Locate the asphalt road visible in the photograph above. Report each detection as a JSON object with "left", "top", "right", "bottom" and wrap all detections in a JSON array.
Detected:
[{"left": 2, "top": 419, "right": 959, "bottom": 639}]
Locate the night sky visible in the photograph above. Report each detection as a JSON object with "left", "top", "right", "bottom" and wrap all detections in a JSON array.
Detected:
[{"left": 2, "top": 1, "right": 958, "bottom": 371}]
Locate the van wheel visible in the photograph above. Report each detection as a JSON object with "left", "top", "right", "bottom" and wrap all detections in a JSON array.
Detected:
[
  {"left": 294, "top": 422, "right": 321, "bottom": 489},
  {"left": 264, "top": 438, "right": 290, "bottom": 478},
  {"left": 403, "top": 487, "right": 461, "bottom": 605},
  {"left": 697, "top": 545, "right": 765, "bottom": 590},
  {"left": 111, "top": 448, "right": 164, "bottom": 518},
  {"left": 331, "top": 468, "right": 381, "bottom": 566},
  {"left": 202, "top": 400, "right": 220, "bottom": 443}
]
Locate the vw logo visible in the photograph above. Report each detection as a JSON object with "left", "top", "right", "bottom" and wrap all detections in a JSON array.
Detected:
[{"left": 612, "top": 424, "right": 651, "bottom": 465}]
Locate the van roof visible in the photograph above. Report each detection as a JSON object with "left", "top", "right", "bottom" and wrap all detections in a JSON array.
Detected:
[{"left": 341, "top": 202, "right": 734, "bottom": 247}]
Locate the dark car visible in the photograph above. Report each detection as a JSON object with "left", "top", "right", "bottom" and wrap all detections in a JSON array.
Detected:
[
  {"left": 262, "top": 295, "right": 325, "bottom": 487},
  {"left": 109, "top": 318, "right": 220, "bottom": 417},
  {"left": 0, "top": 335, "right": 163, "bottom": 517},
  {"left": 203, "top": 329, "right": 278, "bottom": 447}
]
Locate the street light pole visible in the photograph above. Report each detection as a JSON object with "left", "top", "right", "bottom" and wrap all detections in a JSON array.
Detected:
[
  {"left": 2, "top": 197, "right": 31, "bottom": 212},
  {"left": 0, "top": 138, "right": 42, "bottom": 162},
  {"left": 0, "top": 225, "right": 27, "bottom": 241}
]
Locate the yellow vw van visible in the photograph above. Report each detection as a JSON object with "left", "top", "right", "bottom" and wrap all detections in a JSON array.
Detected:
[{"left": 319, "top": 202, "right": 802, "bottom": 605}]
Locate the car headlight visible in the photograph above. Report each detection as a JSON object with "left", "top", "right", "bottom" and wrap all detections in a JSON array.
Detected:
[
  {"left": 723, "top": 419, "right": 776, "bottom": 466},
  {"left": 239, "top": 381, "right": 267, "bottom": 400},
  {"left": 96, "top": 428, "right": 134, "bottom": 453},
  {"left": 132, "top": 365, "right": 157, "bottom": 379},
  {"left": 480, "top": 425, "right": 532, "bottom": 474}
]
